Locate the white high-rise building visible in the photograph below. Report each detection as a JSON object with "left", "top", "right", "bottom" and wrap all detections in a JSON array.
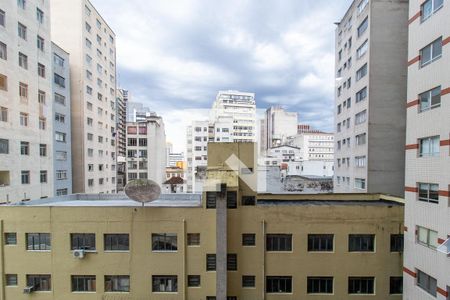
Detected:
[
  {"left": 210, "top": 90, "right": 256, "bottom": 143},
  {"left": 262, "top": 106, "right": 298, "bottom": 152},
  {"left": 287, "top": 132, "right": 334, "bottom": 162},
  {"left": 0, "top": 0, "right": 54, "bottom": 202},
  {"left": 126, "top": 101, "right": 152, "bottom": 123},
  {"left": 51, "top": 0, "right": 117, "bottom": 194},
  {"left": 186, "top": 120, "right": 208, "bottom": 193}
]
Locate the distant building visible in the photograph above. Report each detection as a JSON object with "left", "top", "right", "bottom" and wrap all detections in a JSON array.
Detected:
[
  {"left": 162, "top": 166, "right": 186, "bottom": 193},
  {"left": 263, "top": 106, "right": 298, "bottom": 152},
  {"left": 126, "top": 101, "right": 152, "bottom": 122},
  {"left": 287, "top": 132, "right": 334, "bottom": 161},
  {"left": 186, "top": 121, "right": 208, "bottom": 193},
  {"left": 116, "top": 89, "right": 127, "bottom": 191}
]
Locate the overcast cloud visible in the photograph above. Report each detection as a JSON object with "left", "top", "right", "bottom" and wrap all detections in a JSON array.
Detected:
[{"left": 92, "top": 0, "right": 352, "bottom": 152}]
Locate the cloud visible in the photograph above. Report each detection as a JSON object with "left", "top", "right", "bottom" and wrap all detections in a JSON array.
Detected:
[{"left": 92, "top": 0, "right": 352, "bottom": 151}]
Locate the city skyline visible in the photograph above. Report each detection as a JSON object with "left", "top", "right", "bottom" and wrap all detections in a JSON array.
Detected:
[{"left": 91, "top": 0, "right": 352, "bottom": 152}]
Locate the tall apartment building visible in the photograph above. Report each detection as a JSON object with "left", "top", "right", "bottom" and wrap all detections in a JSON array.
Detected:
[
  {"left": 0, "top": 143, "right": 405, "bottom": 299},
  {"left": 404, "top": 1, "right": 450, "bottom": 299},
  {"left": 126, "top": 115, "right": 166, "bottom": 187},
  {"left": 262, "top": 106, "right": 298, "bottom": 153},
  {"left": 186, "top": 120, "right": 208, "bottom": 193},
  {"left": 126, "top": 100, "right": 152, "bottom": 122},
  {"left": 334, "top": 0, "right": 408, "bottom": 196},
  {"left": 51, "top": 43, "right": 72, "bottom": 196},
  {"left": 116, "top": 89, "right": 127, "bottom": 191},
  {"left": 51, "top": 0, "right": 117, "bottom": 194},
  {"left": 0, "top": 0, "right": 54, "bottom": 202},
  {"left": 210, "top": 90, "right": 256, "bottom": 143},
  {"left": 288, "top": 132, "right": 335, "bottom": 161}
]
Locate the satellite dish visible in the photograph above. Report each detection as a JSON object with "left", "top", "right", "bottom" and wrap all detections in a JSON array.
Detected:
[{"left": 124, "top": 179, "right": 161, "bottom": 205}]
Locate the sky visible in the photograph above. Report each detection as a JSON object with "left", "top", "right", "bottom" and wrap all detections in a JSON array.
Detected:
[{"left": 92, "top": 0, "right": 353, "bottom": 152}]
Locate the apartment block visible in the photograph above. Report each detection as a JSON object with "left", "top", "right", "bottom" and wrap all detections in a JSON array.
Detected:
[
  {"left": 262, "top": 106, "right": 298, "bottom": 153},
  {"left": 126, "top": 115, "right": 166, "bottom": 187},
  {"left": 404, "top": 0, "right": 450, "bottom": 299},
  {"left": 0, "top": 142, "right": 404, "bottom": 299},
  {"left": 0, "top": 0, "right": 54, "bottom": 202},
  {"left": 50, "top": 0, "right": 117, "bottom": 194},
  {"left": 115, "top": 89, "right": 126, "bottom": 191},
  {"left": 288, "top": 131, "right": 334, "bottom": 161},
  {"left": 51, "top": 43, "right": 72, "bottom": 196},
  {"left": 334, "top": 0, "right": 408, "bottom": 196},
  {"left": 186, "top": 120, "right": 209, "bottom": 193}
]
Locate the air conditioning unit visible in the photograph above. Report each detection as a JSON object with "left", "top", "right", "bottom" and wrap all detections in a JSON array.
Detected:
[
  {"left": 73, "top": 249, "right": 85, "bottom": 259},
  {"left": 23, "top": 286, "right": 35, "bottom": 294}
]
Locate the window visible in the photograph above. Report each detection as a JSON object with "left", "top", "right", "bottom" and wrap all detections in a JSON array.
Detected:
[
  {"left": 242, "top": 196, "right": 256, "bottom": 206},
  {"left": 40, "top": 170, "right": 47, "bottom": 183},
  {"left": 355, "top": 133, "right": 366, "bottom": 145},
  {"left": 307, "top": 277, "right": 333, "bottom": 294},
  {"left": 138, "top": 138, "right": 147, "bottom": 146},
  {"left": 6, "top": 274, "right": 17, "bottom": 286},
  {"left": 389, "top": 276, "right": 403, "bottom": 294},
  {"left": 39, "top": 117, "right": 46, "bottom": 130},
  {"left": 187, "top": 275, "right": 200, "bottom": 287},
  {"left": 56, "top": 188, "right": 68, "bottom": 196},
  {"left": 0, "top": 139, "right": 8, "bottom": 154},
  {"left": 348, "top": 277, "right": 374, "bottom": 294},
  {"left": 206, "top": 254, "right": 216, "bottom": 271},
  {"left": 71, "top": 233, "right": 95, "bottom": 250},
  {"left": 418, "top": 183, "right": 439, "bottom": 203},
  {"left": 417, "top": 270, "right": 437, "bottom": 296},
  {"left": 349, "top": 234, "right": 374, "bottom": 251},
  {"left": 420, "top": 37, "right": 442, "bottom": 67},
  {"left": 266, "top": 234, "right": 292, "bottom": 251},
  {"left": 54, "top": 54, "right": 64, "bottom": 67},
  {"left": 242, "top": 233, "right": 256, "bottom": 246},
  {"left": 227, "top": 253, "right": 237, "bottom": 271},
  {"left": 356, "top": 86, "right": 367, "bottom": 103},
  {"left": 19, "top": 112, "right": 28, "bottom": 126},
  {"left": 21, "top": 170, "right": 30, "bottom": 184},
  {"left": 54, "top": 73, "right": 65, "bottom": 87},
  {"left": 37, "top": 36, "right": 44, "bottom": 51},
  {"left": 227, "top": 191, "right": 237, "bottom": 208},
  {"left": 355, "top": 156, "right": 366, "bottom": 168},
  {"left": 206, "top": 192, "right": 216, "bottom": 208},
  {"left": 242, "top": 275, "right": 255, "bottom": 288},
  {"left": 20, "top": 141, "right": 29, "bottom": 155},
  {"left": 26, "top": 275, "right": 51, "bottom": 291},
  {"left": 390, "top": 234, "right": 404, "bottom": 252},
  {"left": 357, "top": 17, "right": 368, "bottom": 37},
  {"left": 308, "top": 234, "right": 333, "bottom": 252},
  {"left": 72, "top": 275, "right": 96, "bottom": 292},
  {"left": 5, "top": 232, "right": 17, "bottom": 245},
  {"left": 86, "top": 85, "right": 92, "bottom": 95},
  {"left": 104, "top": 234, "right": 129, "bottom": 251},
  {"left": 417, "top": 226, "right": 438, "bottom": 249},
  {"left": 55, "top": 151, "right": 67, "bottom": 161},
  {"left": 18, "top": 22, "right": 27, "bottom": 40},
  {"left": 86, "top": 70, "right": 92, "bottom": 79},
  {"left": 419, "top": 136, "right": 440, "bottom": 157},
  {"left": 19, "top": 52, "right": 28, "bottom": 69},
  {"left": 356, "top": 63, "right": 367, "bottom": 81},
  {"left": 0, "top": 42, "right": 6, "bottom": 60},
  {"left": 0, "top": 107, "right": 7, "bottom": 122},
  {"left": 152, "top": 275, "right": 177, "bottom": 292},
  {"left": 37, "top": 90, "right": 46, "bottom": 104},
  {"left": 356, "top": 39, "right": 368, "bottom": 59},
  {"left": 88, "top": 179, "right": 94, "bottom": 187},
  {"left": 86, "top": 38, "right": 92, "bottom": 48},
  {"left": 56, "top": 132, "right": 66, "bottom": 142},
  {"left": 355, "top": 110, "right": 367, "bottom": 125},
  {"left": 55, "top": 93, "right": 65, "bottom": 105},
  {"left": 357, "top": 0, "right": 369, "bottom": 14},
  {"left": 419, "top": 86, "right": 441, "bottom": 112},
  {"left": 55, "top": 113, "right": 65, "bottom": 123},
  {"left": 104, "top": 275, "right": 130, "bottom": 292},
  {"left": 266, "top": 276, "right": 292, "bottom": 293},
  {"left": 17, "top": 0, "right": 26, "bottom": 9},
  {"left": 85, "top": 5, "right": 91, "bottom": 16},
  {"left": 127, "top": 138, "right": 137, "bottom": 146},
  {"left": 26, "top": 233, "right": 51, "bottom": 250},
  {"left": 56, "top": 170, "right": 67, "bottom": 180},
  {"left": 0, "top": 10, "right": 4, "bottom": 27},
  {"left": 85, "top": 22, "right": 91, "bottom": 33},
  {"left": 152, "top": 233, "right": 177, "bottom": 251},
  {"left": 421, "top": 0, "right": 444, "bottom": 22},
  {"left": 187, "top": 233, "right": 200, "bottom": 246}
]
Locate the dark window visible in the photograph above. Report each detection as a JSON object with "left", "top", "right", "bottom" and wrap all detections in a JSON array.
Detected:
[
  {"left": 390, "top": 234, "right": 404, "bottom": 252},
  {"left": 307, "top": 277, "right": 333, "bottom": 294},
  {"left": 348, "top": 234, "right": 374, "bottom": 252},
  {"left": 104, "top": 234, "right": 129, "bottom": 251},
  {"left": 417, "top": 270, "right": 437, "bottom": 296},
  {"left": 71, "top": 275, "right": 96, "bottom": 292},
  {"left": 71, "top": 233, "right": 95, "bottom": 250},
  {"left": 227, "top": 297, "right": 237, "bottom": 300},
  {"left": 418, "top": 183, "right": 439, "bottom": 203},
  {"left": 266, "top": 234, "right": 292, "bottom": 251},
  {"left": 227, "top": 191, "right": 237, "bottom": 208},
  {"left": 206, "top": 297, "right": 216, "bottom": 300},
  {"left": 308, "top": 234, "right": 333, "bottom": 252},
  {"left": 242, "top": 196, "right": 256, "bottom": 206},
  {"left": 227, "top": 253, "right": 237, "bottom": 271},
  {"left": 152, "top": 233, "right": 177, "bottom": 251},
  {"left": 5, "top": 274, "right": 17, "bottom": 286},
  {"left": 152, "top": 275, "right": 177, "bottom": 292},
  {"left": 206, "top": 254, "right": 216, "bottom": 271},
  {"left": 242, "top": 275, "right": 255, "bottom": 288},
  {"left": 242, "top": 233, "right": 256, "bottom": 246},
  {"left": 26, "top": 275, "right": 51, "bottom": 291},
  {"left": 206, "top": 192, "right": 216, "bottom": 208},
  {"left": 187, "top": 233, "right": 200, "bottom": 246},
  {"left": 390, "top": 276, "right": 403, "bottom": 294},
  {"left": 104, "top": 275, "right": 130, "bottom": 292},
  {"left": 357, "top": 17, "right": 368, "bottom": 37},
  {"left": 348, "top": 277, "right": 374, "bottom": 294},
  {"left": 187, "top": 275, "right": 200, "bottom": 287},
  {"left": 266, "top": 276, "right": 292, "bottom": 293},
  {"left": 26, "top": 233, "right": 51, "bottom": 250},
  {"left": 5, "top": 232, "right": 16, "bottom": 245}
]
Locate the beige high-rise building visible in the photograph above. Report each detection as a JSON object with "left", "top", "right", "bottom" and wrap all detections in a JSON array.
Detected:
[
  {"left": 50, "top": 0, "right": 117, "bottom": 194},
  {"left": 404, "top": 0, "right": 450, "bottom": 299},
  {"left": 334, "top": 0, "right": 408, "bottom": 196},
  {"left": 0, "top": 0, "right": 54, "bottom": 202}
]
